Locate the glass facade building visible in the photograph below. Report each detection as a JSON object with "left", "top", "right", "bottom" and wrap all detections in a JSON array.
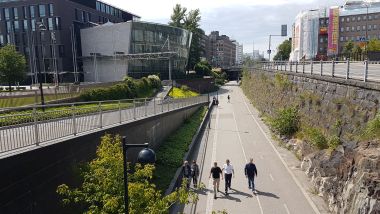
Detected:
[{"left": 129, "top": 22, "right": 191, "bottom": 79}]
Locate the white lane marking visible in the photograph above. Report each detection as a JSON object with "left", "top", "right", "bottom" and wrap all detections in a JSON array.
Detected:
[
  {"left": 269, "top": 174, "right": 274, "bottom": 181},
  {"left": 232, "top": 110, "right": 264, "bottom": 214},
  {"left": 205, "top": 107, "right": 219, "bottom": 214},
  {"left": 239, "top": 90, "right": 321, "bottom": 214},
  {"left": 284, "top": 203, "right": 291, "bottom": 214}
]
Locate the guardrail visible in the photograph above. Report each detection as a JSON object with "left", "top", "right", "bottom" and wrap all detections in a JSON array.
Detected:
[
  {"left": 259, "top": 60, "right": 380, "bottom": 83},
  {"left": 0, "top": 95, "right": 209, "bottom": 154}
]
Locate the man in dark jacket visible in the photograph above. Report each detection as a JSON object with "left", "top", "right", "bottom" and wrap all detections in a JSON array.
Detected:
[
  {"left": 191, "top": 160, "right": 200, "bottom": 188},
  {"left": 244, "top": 158, "right": 258, "bottom": 191},
  {"left": 182, "top": 161, "right": 191, "bottom": 188}
]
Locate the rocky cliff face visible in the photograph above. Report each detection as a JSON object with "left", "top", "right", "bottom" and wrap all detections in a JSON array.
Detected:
[{"left": 300, "top": 141, "right": 380, "bottom": 214}]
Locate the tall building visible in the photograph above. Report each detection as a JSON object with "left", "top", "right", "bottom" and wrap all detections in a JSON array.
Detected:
[
  {"left": 0, "top": 0, "right": 139, "bottom": 84},
  {"left": 207, "top": 31, "right": 236, "bottom": 68},
  {"left": 81, "top": 21, "right": 192, "bottom": 82},
  {"left": 235, "top": 42, "right": 243, "bottom": 65}
]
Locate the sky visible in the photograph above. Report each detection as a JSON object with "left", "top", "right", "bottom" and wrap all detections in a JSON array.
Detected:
[{"left": 102, "top": 0, "right": 345, "bottom": 58}]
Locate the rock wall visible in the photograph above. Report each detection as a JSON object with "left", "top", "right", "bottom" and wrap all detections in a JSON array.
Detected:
[{"left": 242, "top": 70, "right": 380, "bottom": 213}]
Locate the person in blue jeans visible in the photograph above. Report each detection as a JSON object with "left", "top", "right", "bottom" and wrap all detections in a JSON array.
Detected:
[{"left": 245, "top": 158, "right": 258, "bottom": 191}]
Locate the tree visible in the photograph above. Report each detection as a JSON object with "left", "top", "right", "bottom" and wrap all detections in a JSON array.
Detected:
[
  {"left": 0, "top": 45, "right": 26, "bottom": 91},
  {"left": 273, "top": 40, "right": 291, "bottom": 61},
  {"left": 342, "top": 40, "right": 354, "bottom": 57},
  {"left": 367, "top": 38, "right": 380, "bottom": 51},
  {"left": 194, "top": 60, "right": 211, "bottom": 76},
  {"left": 57, "top": 135, "right": 197, "bottom": 213},
  {"left": 169, "top": 4, "right": 203, "bottom": 71}
]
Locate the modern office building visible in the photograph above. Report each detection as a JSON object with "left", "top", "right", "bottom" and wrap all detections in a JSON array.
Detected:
[
  {"left": 81, "top": 21, "right": 192, "bottom": 82},
  {"left": 235, "top": 42, "right": 243, "bottom": 65},
  {"left": 207, "top": 31, "right": 236, "bottom": 68},
  {"left": 0, "top": 0, "right": 139, "bottom": 84}
]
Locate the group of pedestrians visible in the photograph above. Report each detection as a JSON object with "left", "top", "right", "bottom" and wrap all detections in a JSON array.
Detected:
[
  {"left": 182, "top": 160, "right": 200, "bottom": 188},
  {"left": 208, "top": 159, "right": 258, "bottom": 199}
]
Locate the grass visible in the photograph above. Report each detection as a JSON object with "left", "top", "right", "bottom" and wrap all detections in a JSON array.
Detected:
[
  {"left": 361, "top": 113, "right": 380, "bottom": 140},
  {"left": 154, "top": 106, "right": 207, "bottom": 191},
  {"left": 0, "top": 93, "right": 78, "bottom": 108},
  {"left": 169, "top": 87, "right": 199, "bottom": 99},
  {"left": 0, "top": 102, "right": 133, "bottom": 127}
]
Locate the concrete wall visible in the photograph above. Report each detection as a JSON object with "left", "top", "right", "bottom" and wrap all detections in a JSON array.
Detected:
[
  {"left": 81, "top": 22, "right": 132, "bottom": 82},
  {"left": 0, "top": 104, "right": 202, "bottom": 214},
  {"left": 242, "top": 70, "right": 380, "bottom": 141}
]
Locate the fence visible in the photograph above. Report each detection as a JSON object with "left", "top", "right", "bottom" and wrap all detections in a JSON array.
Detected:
[
  {"left": 0, "top": 95, "right": 209, "bottom": 154},
  {"left": 259, "top": 60, "right": 380, "bottom": 83}
]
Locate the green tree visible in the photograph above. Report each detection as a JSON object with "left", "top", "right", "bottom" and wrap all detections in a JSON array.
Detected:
[
  {"left": 194, "top": 60, "right": 211, "bottom": 76},
  {"left": 342, "top": 40, "right": 354, "bottom": 57},
  {"left": 0, "top": 45, "right": 27, "bottom": 91},
  {"left": 57, "top": 135, "right": 197, "bottom": 213},
  {"left": 169, "top": 4, "right": 203, "bottom": 71},
  {"left": 367, "top": 38, "right": 380, "bottom": 51},
  {"left": 353, "top": 44, "right": 362, "bottom": 54},
  {"left": 273, "top": 39, "right": 291, "bottom": 61}
]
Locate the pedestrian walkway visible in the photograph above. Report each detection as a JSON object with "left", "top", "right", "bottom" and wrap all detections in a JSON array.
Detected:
[{"left": 183, "top": 82, "right": 329, "bottom": 214}]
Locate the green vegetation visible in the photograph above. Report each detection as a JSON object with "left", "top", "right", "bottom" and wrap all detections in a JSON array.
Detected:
[
  {"left": 0, "top": 93, "right": 76, "bottom": 108},
  {"left": 361, "top": 113, "right": 380, "bottom": 140},
  {"left": 169, "top": 4, "right": 203, "bottom": 71},
  {"left": 210, "top": 68, "right": 227, "bottom": 86},
  {"left": 57, "top": 135, "right": 197, "bottom": 213},
  {"left": 80, "top": 75, "right": 161, "bottom": 102},
  {"left": 274, "top": 73, "right": 292, "bottom": 90},
  {"left": 154, "top": 106, "right": 207, "bottom": 191},
  {"left": 297, "top": 127, "right": 328, "bottom": 150},
  {"left": 367, "top": 38, "right": 380, "bottom": 51},
  {"left": 269, "top": 107, "right": 299, "bottom": 137},
  {"left": 273, "top": 39, "right": 291, "bottom": 61},
  {"left": 0, "top": 45, "right": 27, "bottom": 91},
  {"left": 0, "top": 102, "right": 133, "bottom": 127},
  {"left": 194, "top": 60, "right": 212, "bottom": 76},
  {"left": 169, "top": 86, "right": 199, "bottom": 98}
]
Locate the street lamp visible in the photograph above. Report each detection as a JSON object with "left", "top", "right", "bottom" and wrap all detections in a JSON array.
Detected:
[
  {"left": 122, "top": 136, "right": 156, "bottom": 214},
  {"left": 362, "top": 1, "right": 371, "bottom": 59},
  {"left": 36, "top": 22, "right": 46, "bottom": 108}
]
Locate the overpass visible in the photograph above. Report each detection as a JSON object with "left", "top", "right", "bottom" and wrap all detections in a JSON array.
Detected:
[
  {"left": 0, "top": 95, "right": 209, "bottom": 213},
  {"left": 222, "top": 66, "right": 243, "bottom": 81}
]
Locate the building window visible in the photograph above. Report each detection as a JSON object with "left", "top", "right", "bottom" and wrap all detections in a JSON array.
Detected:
[
  {"left": 30, "top": 6, "right": 35, "bottom": 18},
  {"left": 363, "top": 15, "right": 366, "bottom": 20},
  {"left": 363, "top": 25, "right": 366, "bottom": 30},
  {"left": 48, "top": 4, "right": 54, "bottom": 16},
  {"left": 352, "top": 16, "right": 356, "bottom": 21},
  {"left": 340, "top": 36, "right": 344, "bottom": 42},
  {"left": 13, "top": 7, "right": 18, "bottom": 19},
  {"left": 39, "top": 5, "right": 46, "bottom": 17},
  {"left": 369, "top": 15, "right": 372, "bottom": 20},
  {"left": 346, "top": 26, "right": 350, "bottom": 31},
  {"left": 374, "top": 25, "right": 378, "bottom": 30},
  {"left": 341, "top": 27, "right": 344, "bottom": 32},
  {"left": 4, "top": 8, "right": 10, "bottom": 20},
  {"left": 358, "top": 16, "right": 361, "bottom": 21},
  {"left": 40, "top": 31, "right": 46, "bottom": 42},
  {"left": 23, "top": 6, "right": 28, "bottom": 19},
  {"left": 368, "top": 25, "right": 372, "bottom": 31},
  {"left": 48, "top": 18, "right": 53, "bottom": 30},
  {"left": 82, "top": 11, "right": 86, "bottom": 22},
  {"left": 96, "top": 1, "right": 100, "bottom": 11},
  {"left": 86, "top": 12, "right": 91, "bottom": 22},
  {"left": 23, "top": 20, "right": 28, "bottom": 31},
  {"left": 346, "top": 36, "right": 349, "bottom": 41},
  {"left": 375, "top": 15, "right": 379, "bottom": 19},
  {"left": 320, "top": 38, "right": 323, "bottom": 43},
  {"left": 352, "top": 26, "right": 355, "bottom": 31},
  {"left": 30, "top": 19, "right": 36, "bottom": 31},
  {"left": 55, "top": 17, "right": 61, "bottom": 30},
  {"left": 13, "top": 20, "right": 19, "bottom": 32},
  {"left": 346, "top": 17, "right": 349, "bottom": 22},
  {"left": 0, "top": 35, "right": 4, "bottom": 45},
  {"left": 357, "top": 26, "right": 361, "bottom": 31},
  {"left": 6, "top": 21, "right": 12, "bottom": 34}
]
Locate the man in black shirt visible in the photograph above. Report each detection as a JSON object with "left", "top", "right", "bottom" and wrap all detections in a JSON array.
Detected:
[
  {"left": 209, "top": 162, "right": 223, "bottom": 199},
  {"left": 245, "top": 158, "right": 258, "bottom": 191}
]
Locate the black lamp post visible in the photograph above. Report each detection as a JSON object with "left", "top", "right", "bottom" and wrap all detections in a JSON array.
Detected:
[
  {"left": 36, "top": 22, "right": 46, "bottom": 108},
  {"left": 122, "top": 136, "right": 156, "bottom": 214}
]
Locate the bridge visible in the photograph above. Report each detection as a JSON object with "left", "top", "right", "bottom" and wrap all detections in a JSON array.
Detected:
[
  {"left": 222, "top": 66, "right": 243, "bottom": 80},
  {"left": 0, "top": 96, "right": 209, "bottom": 157}
]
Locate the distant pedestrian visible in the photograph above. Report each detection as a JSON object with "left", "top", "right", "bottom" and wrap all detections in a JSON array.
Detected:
[
  {"left": 227, "top": 95, "right": 230, "bottom": 103},
  {"left": 245, "top": 158, "right": 258, "bottom": 191},
  {"left": 182, "top": 161, "right": 191, "bottom": 188},
  {"left": 191, "top": 160, "right": 200, "bottom": 188},
  {"left": 209, "top": 162, "right": 223, "bottom": 199},
  {"left": 222, "top": 159, "right": 234, "bottom": 195}
]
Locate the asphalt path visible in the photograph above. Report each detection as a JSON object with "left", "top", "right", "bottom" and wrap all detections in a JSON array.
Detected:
[{"left": 183, "top": 82, "right": 327, "bottom": 214}]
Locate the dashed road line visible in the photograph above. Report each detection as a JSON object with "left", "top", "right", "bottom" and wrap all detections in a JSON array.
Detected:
[
  {"left": 284, "top": 203, "right": 291, "bottom": 214},
  {"left": 269, "top": 173, "right": 274, "bottom": 181}
]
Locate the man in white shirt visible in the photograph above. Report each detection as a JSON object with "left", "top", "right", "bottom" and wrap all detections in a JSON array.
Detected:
[{"left": 222, "top": 159, "right": 234, "bottom": 195}]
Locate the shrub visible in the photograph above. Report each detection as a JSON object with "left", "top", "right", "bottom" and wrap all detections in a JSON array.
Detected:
[
  {"left": 270, "top": 107, "right": 299, "bottom": 136},
  {"left": 302, "top": 128, "right": 328, "bottom": 150},
  {"left": 147, "top": 75, "right": 161, "bottom": 89},
  {"left": 180, "top": 85, "right": 190, "bottom": 91},
  {"left": 328, "top": 135, "right": 341, "bottom": 150},
  {"left": 361, "top": 113, "right": 380, "bottom": 140}
]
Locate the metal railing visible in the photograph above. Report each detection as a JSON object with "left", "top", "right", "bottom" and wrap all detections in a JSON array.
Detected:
[
  {"left": 259, "top": 60, "right": 380, "bottom": 83},
  {"left": 0, "top": 95, "right": 209, "bottom": 154}
]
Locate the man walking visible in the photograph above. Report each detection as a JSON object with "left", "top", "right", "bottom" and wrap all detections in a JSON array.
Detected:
[
  {"left": 245, "top": 158, "right": 258, "bottom": 191},
  {"left": 222, "top": 159, "right": 234, "bottom": 195},
  {"left": 191, "top": 160, "right": 200, "bottom": 188},
  {"left": 182, "top": 161, "right": 191, "bottom": 188},
  {"left": 227, "top": 95, "right": 230, "bottom": 103},
  {"left": 209, "top": 162, "right": 223, "bottom": 199}
]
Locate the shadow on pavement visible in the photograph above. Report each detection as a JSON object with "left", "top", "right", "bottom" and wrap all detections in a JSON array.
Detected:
[
  {"left": 228, "top": 188, "right": 253, "bottom": 198},
  {"left": 254, "top": 189, "right": 280, "bottom": 199},
  {"left": 219, "top": 192, "right": 242, "bottom": 202}
]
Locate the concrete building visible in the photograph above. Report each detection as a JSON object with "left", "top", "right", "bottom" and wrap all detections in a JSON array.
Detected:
[
  {"left": 235, "top": 42, "right": 243, "bottom": 65},
  {"left": 207, "top": 31, "right": 236, "bottom": 68},
  {"left": 81, "top": 21, "right": 192, "bottom": 82},
  {"left": 0, "top": 0, "right": 139, "bottom": 84}
]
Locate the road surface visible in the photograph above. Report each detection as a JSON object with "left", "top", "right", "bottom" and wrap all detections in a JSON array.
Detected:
[{"left": 183, "top": 82, "right": 328, "bottom": 214}]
